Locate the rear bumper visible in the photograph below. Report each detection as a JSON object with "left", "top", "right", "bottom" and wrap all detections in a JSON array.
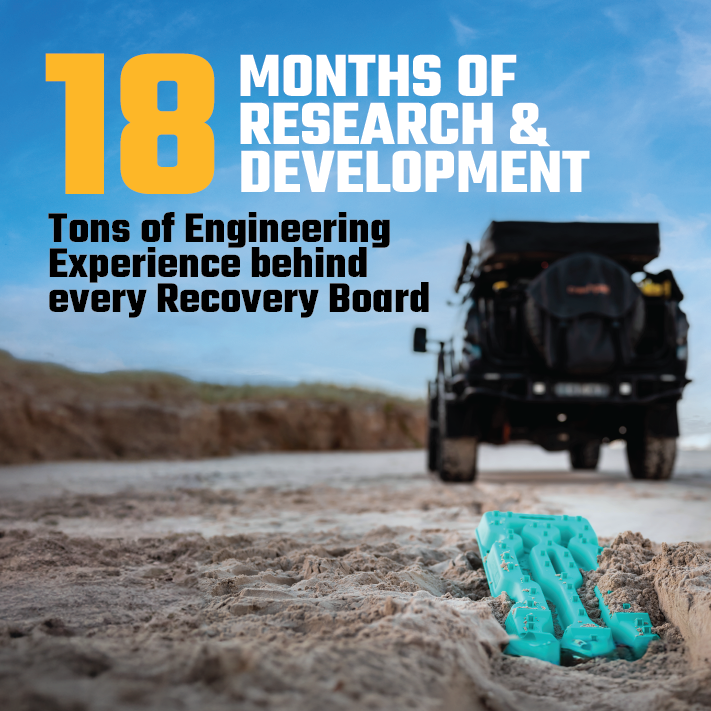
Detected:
[
  {"left": 435, "top": 373, "right": 685, "bottom": 446},
  {"left": 452, "top": 372, "right": 688, "bottom": 406}
]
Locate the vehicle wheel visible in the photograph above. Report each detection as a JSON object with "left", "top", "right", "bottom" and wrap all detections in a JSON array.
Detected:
[
  {"left": 427, "top": 422, "right": 438, "bottom": 472},
  {"left": 439, "top": 437, "right": 479, "bottom": 483},
  {"left": 626, "top": 435, "right": 676, "bottom": 480},
  {"left": 433, "top": 346, "right": 478, "bottom": 483},
  {"left": 569, "top": 441, "right": 600, "bottom": 470}
]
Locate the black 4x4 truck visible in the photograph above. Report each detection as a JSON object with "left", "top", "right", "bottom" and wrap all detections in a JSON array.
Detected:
[{"left": 414, "top": 221, "right": 689, "bottom": 482}]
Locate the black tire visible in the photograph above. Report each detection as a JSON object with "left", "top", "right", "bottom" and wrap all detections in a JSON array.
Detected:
[
  {"left": 427, "top": 422, "right": 438, "bottom": 472},
  {"left": 438, "top": 436, "right": 479, "bottom": 483},
  {"left": 433, "top": 348, "right": 478, "bottom": 483},
  {"left": 569, "top": 441, "right": 601, "bottom": 470},
  {"left": 626, "top": 435, "right": 676, "bottom": 480}
]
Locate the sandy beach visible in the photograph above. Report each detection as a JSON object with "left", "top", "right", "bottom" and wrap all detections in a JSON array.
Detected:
[{"left": 1, "top": 445, "right": 710, "bottom": 710}]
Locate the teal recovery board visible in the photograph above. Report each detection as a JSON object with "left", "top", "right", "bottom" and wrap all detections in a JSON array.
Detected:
[{"left": 475, "top": 511, "right": 658, "bottom": 664}]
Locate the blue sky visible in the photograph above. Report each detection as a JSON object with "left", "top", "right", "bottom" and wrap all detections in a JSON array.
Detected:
[{"left": 1, "top": 0, "right": 711, "bottom": 440}]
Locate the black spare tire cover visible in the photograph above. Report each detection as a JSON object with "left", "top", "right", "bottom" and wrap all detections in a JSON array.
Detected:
[{"left": 525, "top": 252, "right": 644, "bottom": 372}]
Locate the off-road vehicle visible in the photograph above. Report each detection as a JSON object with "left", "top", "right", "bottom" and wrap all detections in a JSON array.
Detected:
[{"left": 414, "top": 221, "right": 689, "bottom": 482}]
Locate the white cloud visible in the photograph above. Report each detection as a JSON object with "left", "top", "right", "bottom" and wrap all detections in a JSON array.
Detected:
[
  {"left": 449, "top": 16, "right": 476, "bottom": 46},
  {"left": 603, "top": 7, "right": 630, "bottom": 34},
  {"left": 677, "top": 30, "right": 711, "bottom": 100}
]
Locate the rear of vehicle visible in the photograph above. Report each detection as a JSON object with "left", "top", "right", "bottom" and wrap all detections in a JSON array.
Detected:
[{"left": 415, "top": 221, "right": 689, "bottom": 482}]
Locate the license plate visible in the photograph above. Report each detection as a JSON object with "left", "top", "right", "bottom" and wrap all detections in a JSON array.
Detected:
[{"left": 553, "top": 382, "right": 610, "bottom": 398}]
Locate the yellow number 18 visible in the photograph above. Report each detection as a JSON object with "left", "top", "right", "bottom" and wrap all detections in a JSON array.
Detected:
[{"left": 46, "top": 53, "right": 215, "bottom": 195}]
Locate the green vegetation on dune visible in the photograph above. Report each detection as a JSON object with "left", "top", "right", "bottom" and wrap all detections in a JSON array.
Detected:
[{"left": 0, "top": 350, "right": 423, "bottom": 406}]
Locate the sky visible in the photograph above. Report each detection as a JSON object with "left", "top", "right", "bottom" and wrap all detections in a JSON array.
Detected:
[{"left": 1, "top": 0, "right": 711, "bottom": 442}]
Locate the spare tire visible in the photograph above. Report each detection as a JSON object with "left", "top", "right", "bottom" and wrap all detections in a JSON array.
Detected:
[{"left": 525, "top": 253, "right": 644, "bottom": 374}]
